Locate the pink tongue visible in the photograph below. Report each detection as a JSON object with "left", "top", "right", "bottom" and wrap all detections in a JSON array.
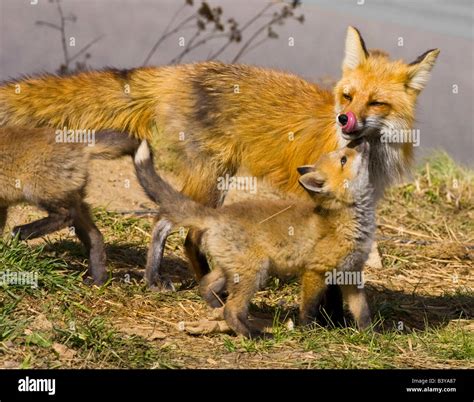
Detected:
[{"left": 342, "top": 111, "right": 357, "bottom": 133}]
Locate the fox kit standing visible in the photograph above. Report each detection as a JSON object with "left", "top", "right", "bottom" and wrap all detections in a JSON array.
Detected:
[
  {"left": 0, "top": 27, "right": 440, "bottom": 291},
  {"left": 0, "top": 126, "right": 138, "bottom": 284},
  {"left": 134, "top": 140, "right": 375, "bottom": 337}
]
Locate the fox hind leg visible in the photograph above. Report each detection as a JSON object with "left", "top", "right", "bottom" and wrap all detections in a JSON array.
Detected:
[
  {"left": 341, "top": 285, "right": 371, "bottom": 330},
  {"left": 12, "top": 207, "right": 72, "bottom": 240},
  {"left": 71, "top": 201, "right": 107, "bottom": 286},
  {"left": 183, "top": 171, "right": 229, "bottom": 282},
  {"left": 144, "top": 217, "right": 174, "bottom": 291},
  {"left": 144, "top": 164, "right": 233, "bottom": 291}
]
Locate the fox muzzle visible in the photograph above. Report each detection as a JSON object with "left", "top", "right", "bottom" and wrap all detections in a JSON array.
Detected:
[{"left": 337, "top": 111, "right": 358, "bottom": 134}]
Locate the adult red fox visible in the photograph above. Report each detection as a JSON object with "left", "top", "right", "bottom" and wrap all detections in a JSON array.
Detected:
[{"left": 0, "top": 27, "right": 439, "bottom": 300}]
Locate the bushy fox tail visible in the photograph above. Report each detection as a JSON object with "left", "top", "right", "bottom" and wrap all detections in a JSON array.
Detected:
[
  {"left": 134, "top": 140, "right": 215, "bottom": 228},
  {"left": 88, "top": 131, "right": 140, "bottom": 159},
  {"left": 0, "top": 68, "right": 160, "bottom": 140}
]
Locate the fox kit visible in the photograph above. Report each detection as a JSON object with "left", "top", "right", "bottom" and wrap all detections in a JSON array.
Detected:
[
  {"left": 0, "top": 27, "right": 439, "bottom": 292},
  {"left": 135, "top": 140, "right": 374, "bottom": 336},
  {"left": 0, "top": 126, "right": 139, "bottom": 284}
]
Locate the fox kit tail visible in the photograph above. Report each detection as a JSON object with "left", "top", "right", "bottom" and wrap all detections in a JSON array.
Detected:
[{"left": 134, "top": 141, "right": 214, "bottom": 227}]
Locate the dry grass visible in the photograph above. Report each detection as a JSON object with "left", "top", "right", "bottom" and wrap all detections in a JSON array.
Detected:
[{"left": 0, "top": 151, "right": 472, "bottom": 369}]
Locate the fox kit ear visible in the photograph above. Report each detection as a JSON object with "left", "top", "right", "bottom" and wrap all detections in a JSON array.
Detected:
[
  {"left": 407, "top": 48, "right": 440, "bottom": 91},
  {"left": 298, "top": 172, "right": 326, "bottom": 194},
  {"left": 342, "top": 26, "right": 369, "bottom": 70}
]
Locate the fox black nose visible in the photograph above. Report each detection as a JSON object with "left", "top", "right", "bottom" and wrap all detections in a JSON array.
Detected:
[{"left": 338, "top": 114, "right": 348, "bottom": 126}]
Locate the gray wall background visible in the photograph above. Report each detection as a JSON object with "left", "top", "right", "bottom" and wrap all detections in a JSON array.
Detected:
[{"left": 1, "top": 0, "right": 472, "bottom": 165}]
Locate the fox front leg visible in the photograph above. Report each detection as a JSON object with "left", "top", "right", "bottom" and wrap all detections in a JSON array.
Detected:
[
  {"left": 179, "top": 159, "right": 235, "bottom": 282},
  {"left": 299, "top": 272, "right": 327, "bottom": 326}
]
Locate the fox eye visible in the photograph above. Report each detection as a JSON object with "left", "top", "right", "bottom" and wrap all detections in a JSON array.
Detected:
[
  {"left": 340, "top": 156, "right": 347, "bottom": 166},
  {"left": 369, "top": 101, "right": 387, "bottom": 107},
  {"left": 343, "top": 93, "right": 352, "bottom": 102}
]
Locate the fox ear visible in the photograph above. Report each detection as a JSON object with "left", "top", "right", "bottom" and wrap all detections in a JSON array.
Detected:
[
  {"left": 342, "top": 26, "right": 369, "bottom": 70},
  {"left": 298, "top": 172, "right": 326, "bottom": 194},
  {"left": 407, "top": 49, "right": 440, "bottom": 91}
]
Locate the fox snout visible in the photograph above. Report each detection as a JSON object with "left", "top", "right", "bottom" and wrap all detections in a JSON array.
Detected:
[
  {"left": 337, "top": 112, "right": 384, "bottom": 141},
  {"left": 337, "top": 111, "right": 358, "bottom": 134}
]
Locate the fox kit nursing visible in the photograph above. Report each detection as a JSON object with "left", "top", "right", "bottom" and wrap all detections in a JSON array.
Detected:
[
  {"left": 134, "top": 140, "right": 375, "bottom": 336},
  {"left": 0, "top": 27, "right": 440, "bottom": 291},
  {"left": 0, "top": 126, "right": 139, "bottom": 284}
]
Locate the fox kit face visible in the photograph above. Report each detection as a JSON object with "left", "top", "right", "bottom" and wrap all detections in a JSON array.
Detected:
[
  {"left": 298, "top": 141, "right": 370, "bottom": 206},
  {"left": 334, "top": 26, "right": 440, "bottom": 141}
]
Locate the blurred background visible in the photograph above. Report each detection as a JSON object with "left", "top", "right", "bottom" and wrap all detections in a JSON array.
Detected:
[{"left": 0, "top": 0, "right": 472, "bottom": 165}]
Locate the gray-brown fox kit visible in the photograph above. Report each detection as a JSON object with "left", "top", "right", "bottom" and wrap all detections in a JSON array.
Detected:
[
  {"left": 0, "top": 126, "right": 139, "bottom": 284},
  {"left": 134, "top": 139, "right": 375, "bottom": 337}
]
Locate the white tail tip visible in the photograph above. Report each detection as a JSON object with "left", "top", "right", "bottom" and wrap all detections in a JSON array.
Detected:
[{"left": 135, "top": 140, "right": 151, "bottom": 165}]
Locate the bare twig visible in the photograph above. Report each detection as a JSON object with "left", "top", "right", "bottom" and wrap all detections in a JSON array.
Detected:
[
  {"left": 239, "top": 36, "right": 269, "bottom": 58},
  {"left": 142, "top": 12, "right": 197, "bottom": 65},
  {"left": 258, "top": 205, "right": 294, "bottom": 224},
  {"left": 426, "top": 163, "right": 432, "bottom": 187},
  {"left": 36, "top": 0, "right": 103, "bottom": 74},
  {"left": 379, "top": 223, "right": 437, "bottom": 240},
  {"left": 170, "top": 31, "right": 228, "bottom": 64},
  {"left": 114, "top": 210, "right": 160, "bottom": 215},
  {"left": 36, "top": 21, "right": 61, "bottom": 31},
  {"left": 170, "top": 28, "right": 201, "bottom": 64},
  {"left": 232, "top": 14, "right": 282, "bottom": 63},
  {"left": 56, "top": 0, "right": 70, "bottom": 69},
  {"left": 210, "top": 290, "right": 225, "bottom": 307},
  {"left": 143, "top": 0, "right": 302, "bottom": 65},
  {"left": 208, "top": 1, "right": 275, "bottom": 60},
  {"left": 151, "top": 1, "right": 190, "bottom": 61},
  {"left": 69, "top": 35, "right": 105, "bottom": 62}
]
